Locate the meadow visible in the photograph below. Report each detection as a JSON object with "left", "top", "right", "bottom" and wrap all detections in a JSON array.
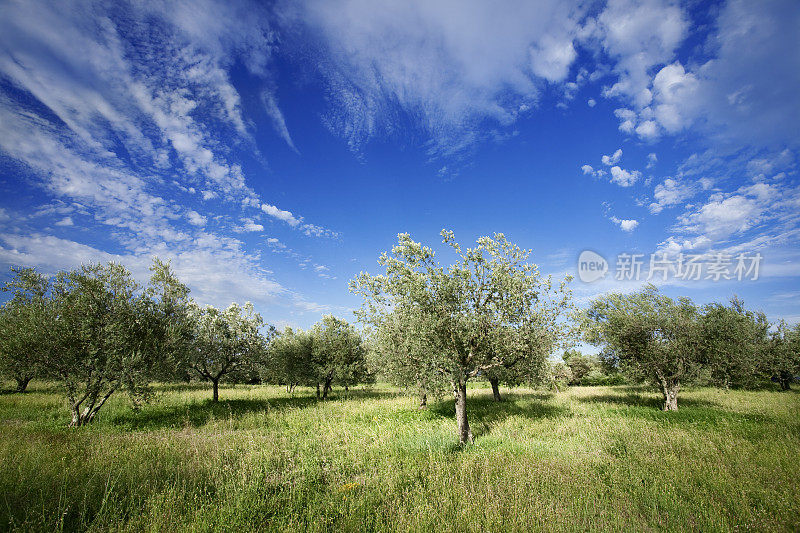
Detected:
[{"left": 1, "top": 382, "right": 798, "bottom": 532}]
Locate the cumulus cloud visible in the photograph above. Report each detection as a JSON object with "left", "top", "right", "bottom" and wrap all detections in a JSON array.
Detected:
[
  {"left": 596, "top": 0, "right": 687, "bottom": 109},
  {"left": 609, "top": 166, "right": 641, "bottom": 187},
  {"left": 597, "top": 0, "right": 800, "bottom": 148},
  {"left": 601, "top": 148, "right": 622, "bottom": 166},
  {"left": 187, "top": 211, "right": 207, "bottom": 226},
  {"left": 649, "top": 178, "right": 698, "bottom": 213},
  {"left": 610, "top": 216, "right": 639, "bottom": 232}
]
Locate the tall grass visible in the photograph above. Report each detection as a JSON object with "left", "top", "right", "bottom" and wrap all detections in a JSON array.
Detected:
[{"left": 1, "top": 382, "right": 798, "bottom": 531}]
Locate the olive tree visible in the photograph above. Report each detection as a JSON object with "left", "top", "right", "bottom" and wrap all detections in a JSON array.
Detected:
[
  {"left": 311, "top": 315, "right": 368, "bottom": 399},
  {"left": 186, "top": 302, "right": 266, "bottom": 402},
  {"left": 369, "top": 307, "right": 448, "bottom": 408},
  {"left": 0, "top": 267, "right": 51, "bottom": 392},
  {"left": 46, "top": 262, "right": 174, "bottom": 426},
  {"left": 699, "top": 297, "right": 769, "bottom": 389},
  {"left": 351, "top": 230, "right": 572, "bottom": 444},
  {"left": 561, "top": 349, "right": 598, "bottom": 386},
  {"left": 263, "top": 327, "right": 315, "bottom": 393},
  {"left": 582, "top": 285, "right": 701, "bottom": 411},
  {"left": 763, "top": 321, "right": 800, "bottom": 390}
]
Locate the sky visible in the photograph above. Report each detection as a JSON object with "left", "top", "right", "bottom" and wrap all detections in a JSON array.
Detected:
[{"left": 0, "top": 0, "right": 798, "bottom": 330}]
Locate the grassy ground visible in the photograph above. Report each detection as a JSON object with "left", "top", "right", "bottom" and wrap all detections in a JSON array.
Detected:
[{"left": 0, "top": 382, "right": 798, "bottom": 532}]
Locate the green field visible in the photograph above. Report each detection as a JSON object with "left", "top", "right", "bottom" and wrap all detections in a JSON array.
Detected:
[{"left": 1, "top": 383, "right": 798, "bottom": 532}]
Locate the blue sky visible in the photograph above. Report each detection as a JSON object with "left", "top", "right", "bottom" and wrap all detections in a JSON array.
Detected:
[{"left": 0, "top": 0, "right": 798, "bottom": 330}]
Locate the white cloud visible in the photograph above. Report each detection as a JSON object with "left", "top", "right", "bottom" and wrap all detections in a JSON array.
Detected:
[
  {"left": 292, "top": 0, "right": 586, "bottom": 155},
  {"left": 601, "top": 148, "right": 622, "bottom": 166},
  {"left": 649, "top": 178, "right": 697, "bottom": 214},
  {"left": 261, "top": 203, "right": 300, "bottom": 227},
  {"left": 0, "top": 0, "right": 337, "bottom": 323},
  {"left": 598, "top": 1, "right": 800, "bottom": 149},
  {"left": 187, "top": 211, "right": 207, "bottom": 226},
  {"left": 596, "top": 0, "right": 687, "bottom": 109},
  {"left": 237, "top": 218, "right": 264, "bottom": 232},
  {"left": 609, "top": 166, "right": 641, "bottom": 187},
  {"left": 634, "top": 120, "right": 659, "bottom": 140},
  {"left": 0, "top": 232, "right": 318, "bottom": 312},
  {"left": 666, "top": 181, "right": 800, "bottom": 253},
  {"left": 55, "top": 217, "right": 74, "bottom": 227},
  {"left": 587, "top": 98, "right": 596, "bottom": 107},
  {"left": 610, "top": 216, "right": 639, "bottom": 232},
  {"left": 647, "top": 152, "right": 657, "bottom": 168}
]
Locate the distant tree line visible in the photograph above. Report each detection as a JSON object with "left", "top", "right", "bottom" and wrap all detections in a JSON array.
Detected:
[{"left": 0, "top": 261, "right": 369, "bottom": 426}]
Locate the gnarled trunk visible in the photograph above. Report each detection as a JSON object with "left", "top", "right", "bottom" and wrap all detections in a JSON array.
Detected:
[
  {"left": 489, "top": 377, "right": 501, "bottom": 402},
  {"left": 660, "top": 378, "right": 679, "bottom": 411},
  {"left": 212, "top": 378, "right": 220, "bottom": 402},
  {"left": 779, "top": 372, "right": 792, "bottom": 391},
  {"left": 454, "top": 381, "right": 473, "bottom": 444},
  {"left": 322, "top": 375, "right": 333, "bottom": 399},
  {"left": 14, "top": 376, "right": 31, "bottom": 393},
  {"left": 418, "top": 386, "right": 428, "bottom": 409}
]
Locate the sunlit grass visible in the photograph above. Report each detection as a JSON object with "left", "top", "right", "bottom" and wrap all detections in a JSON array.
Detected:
[{"left": 1, "top": 382, "right": 798, "bottom": 531}]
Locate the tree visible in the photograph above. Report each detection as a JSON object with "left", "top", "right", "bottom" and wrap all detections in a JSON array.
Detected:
[
  {"left": 561, "top": 349, "right": 598, "bottom": 386},
  {"left": 263, "top": 327, "right": 315, "bottom": 393},
  {"left": 186, "top": 302, "right": 266, "bottom": 402},
  {"left": 0, "top": 267, "right": 51, "bottom": 392},
  {"left": 143, "top": 259, "right": 194, "bottom": 382},
  {"left": 351, "top": 230, "right": 572, "bottom": 444},
  {"left": 582, "top": 285, "right": 701, "bottom": 411},
  {"left": 47, "top": 262, "right": 166, "bottom": 426},
  {"left": 369, "top": 307, "right": 448, "bottom": 408},
  {"left": 311, "top": 315, "right": 368, "bottom": 399},
  {"left": 763, "top": 322, "right": 800, "bottom": 390},
  {"left": 547, "top": 360, "right": 573, "bottom": 392},
  {"left": 699, "top": 297, "right": 769, "bottom": 389}
]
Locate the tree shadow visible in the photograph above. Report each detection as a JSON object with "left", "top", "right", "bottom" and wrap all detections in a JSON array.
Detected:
[
  {"left": 109, "top": 387, "right": 401, "bottom": 430},
  {"left": 574, "top": 388, "right": 796, "bottom": 433},
  {"left": 428, "top": 390, "right": 570, "bottom": 440},
  {"left": 576, "top": 391, "right": 719, "bottom": 410}
]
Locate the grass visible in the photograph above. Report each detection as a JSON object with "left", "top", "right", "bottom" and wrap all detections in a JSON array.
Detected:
[{"left": 1, "top": 382, "right": 799, "bottom": 532}]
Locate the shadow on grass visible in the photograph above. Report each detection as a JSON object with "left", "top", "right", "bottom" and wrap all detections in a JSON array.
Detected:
[
  {"left": 576, "top": 392, "right": 719, "bottom": 410},
  {"left": 575, "top": 389, "right": 798, "bottom": 435},
  {"left": 428, "top": 390, "right": 570, "bottom": 440},
  {"left": 110, "top": 387, "right": 401, "bottom": 430}
]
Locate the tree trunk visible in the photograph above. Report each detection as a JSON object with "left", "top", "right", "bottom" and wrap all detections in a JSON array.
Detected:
[
  {"left": 454, "top": 381, "right": 473, "bottom": 444},
  {"left": 316, "top": 383, "right": 320, "bottom": 399},
  {"left": 290, "top": 383, "right": 296, "bottom": 394},
  {"left": 418, "top": 386, "right": 428, "bottom": 409},
  {"left": 70, "top": 405, "right": 83, "bottom": 427},
  {"left": 779, "top": 372, "right": 792, "bottom": 391},
  {"left": 14, "top": 377, "right": 31, "bottom": 393},
  {"left": 321, "top": 372, "right": 334, "bottom": 399},
  {"left": 661, "top": 379, "right": 679, "bottom": 411},
  {"left": 212, "top": 378, "right": 219, "bottom": 402},
  {"left": 489, "top": 377, "right": 501, "bottom": 402}
]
